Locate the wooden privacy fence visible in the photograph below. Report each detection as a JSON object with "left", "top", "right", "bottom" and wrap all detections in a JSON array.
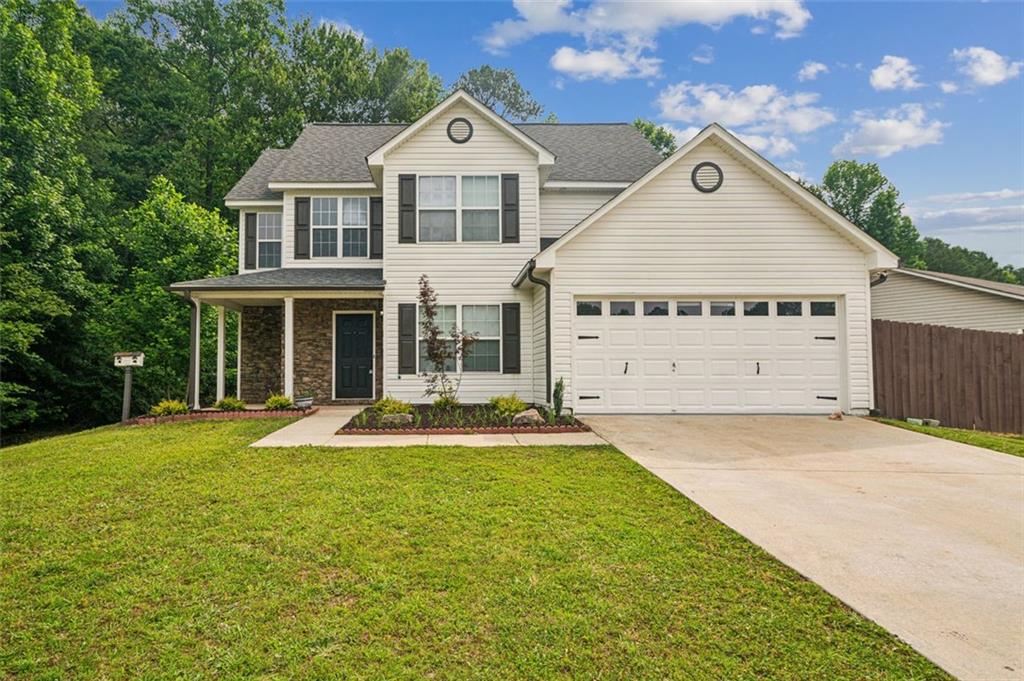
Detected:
[{"left": 872, "top": 319, "right": 1024, "bottom": 433}]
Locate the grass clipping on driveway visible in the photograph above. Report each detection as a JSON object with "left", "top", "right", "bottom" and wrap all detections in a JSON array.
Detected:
[{"left": 1, "top": 421, "right": 948, "bottom": 679}]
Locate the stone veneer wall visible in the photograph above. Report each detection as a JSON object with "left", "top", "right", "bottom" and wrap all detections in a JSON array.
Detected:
[
  {"left": 239, "top": 306, "right": 283, "bottom": 402},
  {"left": 293, "top": 299, "right": 384, "bottom": 402}
]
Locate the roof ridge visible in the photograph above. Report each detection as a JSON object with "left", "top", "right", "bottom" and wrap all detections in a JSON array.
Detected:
[
  {"left": 516, "top": 122, "right": 633, "bottom": 126},
  {"left": 306, "top": 122, "right": 408, "bottom": 127}
]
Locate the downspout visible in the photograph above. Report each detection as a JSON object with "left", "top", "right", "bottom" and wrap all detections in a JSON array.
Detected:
[{"left": 524, "top": 260, "right": 552, "bottom": 403}]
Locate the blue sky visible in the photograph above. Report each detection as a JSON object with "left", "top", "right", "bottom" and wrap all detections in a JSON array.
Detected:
[{"left": 85, "top": 1, "right": 1024, "bottom": 266}]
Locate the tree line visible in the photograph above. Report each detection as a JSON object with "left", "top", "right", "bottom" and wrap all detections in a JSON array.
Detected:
[{"left": 635, "top": 119, "right": 1023, "bottom": 284}]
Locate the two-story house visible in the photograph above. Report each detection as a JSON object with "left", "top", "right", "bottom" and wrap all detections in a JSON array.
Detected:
[{"left": 170, "top": 90, "right": 898, "bottom": 415}]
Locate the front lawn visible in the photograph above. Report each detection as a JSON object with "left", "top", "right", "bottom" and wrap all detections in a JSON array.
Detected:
[
  {"left": 1, "top": 421, "right": 947, "bottom": 678},
  {"left": 875, "top": 418, "right": 1024, "bottom": 457}
]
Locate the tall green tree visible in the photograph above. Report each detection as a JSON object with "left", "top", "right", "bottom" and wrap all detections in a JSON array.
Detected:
[
  {"left": 451, "top": 65, "right": 544, "bottom": 121},
  {"left": 0, "top": 0, "right": 116, "bottom": 429},
  {"left": 808, "top": 160, "right": 924, "bottom": 266},
  {"left": 921, "top": 237, "right": 1020, "bottom": 284},
  {"left": 633, "top": 118, "right": 677, "bottom": 158}
]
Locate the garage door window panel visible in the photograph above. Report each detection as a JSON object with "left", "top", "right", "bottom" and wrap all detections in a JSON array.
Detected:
[
  {"left": 777, "top": 301, "right": 803, "bottom": 316},
  {"left": 710, "top": 302, "right": 736, "bottom": 317},
  {"left": 676, "top": 302, "right": 702, "bottom": 316},
  {"left": 610, "top": 301, "right": 635, "bottom": 316},
  {"left": 644, "top": 301, "right": 669, "bottom": 316},
  {"left": 743, "top": 301, "right": 769, "bottom": 316},
  {"left": 576, "top": 301, "right": 602, "bottom": 316},
  {"left": 811, "top": 301, "right": 836, "bottom": 316}
]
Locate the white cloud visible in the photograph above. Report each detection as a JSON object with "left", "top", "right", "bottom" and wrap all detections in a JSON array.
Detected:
[
  {"left": 319, "top": 18, "right": 367, "bottom": 43},
  {"left": 662, "top": 124, "right": 703, "bottom": 147},
  {"left": 951, "top": 46, "right": 1023, "bottom": 86},
  {"left": 918, "top": 205, "right": 1023, "bottom": 228},
  {"left": 869, "top": 56, "right": 923, "bottom": 91},
  {"left": 922, "top": 188, "right": 1024, "bottom": 203},
  {"left": 797, "top": 61, "right": 828, "bottom": 81},
  {"left": 691, "top": 44, "right": 714, "bottom": 65},
  {"left": 656, "top": 81, "right": 835, "bottom": 135},
  {"left": 550, "top": 46, "right": 661, "bottom": 81},
  {"left": 832, "top": 104, "right": 947, "bottom": 158},
  {"left": 737, "top": 133, "right": 797, "bottom": 157},
  {"left": 938, "top": 81, "right": 959, "bottom": 94}
]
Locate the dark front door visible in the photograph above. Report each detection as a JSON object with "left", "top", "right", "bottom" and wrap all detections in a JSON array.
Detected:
[{"left": 335, "top": 314, "right": 373, "bottom": 399}]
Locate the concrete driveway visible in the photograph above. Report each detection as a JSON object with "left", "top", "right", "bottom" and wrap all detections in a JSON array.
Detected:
[{"left": 585, "top": 415, "right": 1024, "bottom": 680}]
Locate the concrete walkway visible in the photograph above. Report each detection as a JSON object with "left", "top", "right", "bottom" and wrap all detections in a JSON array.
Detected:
[
  {"left": 250, "top": 406, "right": 606, "bottom": 448},
  {"left": 586, "top": 414, "right": 1024, "bottom": 681}
]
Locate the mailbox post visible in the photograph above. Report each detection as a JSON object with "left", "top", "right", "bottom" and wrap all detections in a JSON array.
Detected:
[{"left": 114, "top": 352, "right": 144, "bottom": 422}]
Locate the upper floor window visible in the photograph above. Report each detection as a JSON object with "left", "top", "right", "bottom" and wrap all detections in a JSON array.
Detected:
[
  {"left": 312, "top": 197, "right": 338, "bottom": 257},
  {"left": 418, "top": 175, "right": 500, "bottom": 243},
  {"left": 341, "top": 197, "right": 368, "bottom": 257},
  {"left": 256, "top": 213, "right": 282, "bottom": 268}
]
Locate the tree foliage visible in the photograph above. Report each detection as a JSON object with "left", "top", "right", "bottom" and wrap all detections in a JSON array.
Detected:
[
  {"left": 807, "top": 160, "right": 924, "bottom": 266},
  {"left": 633, "top": 118, "right": 677, "bottom": 158},
  {"left": 451, "top": 65, "right": 544, "bottom": 121},
  {"left": 921, "top": 238, "right": 1020, "bottom": 284}
]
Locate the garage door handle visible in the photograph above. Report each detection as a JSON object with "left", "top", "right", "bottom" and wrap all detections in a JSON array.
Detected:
[
  {"left": 623, "top": 361, "right": 629, "bottom": 375},
  {"left": 756, "top": 361, "right": 760, "bottom": 375},
  {"left": 816, "top": 395, "right": 838, "bottom": 401},
  {"left": 815, "top": 335, "right": 836, "bottom": 340},
  {"left": 578, "top": 335, "right": 599, "bottom": 340}
]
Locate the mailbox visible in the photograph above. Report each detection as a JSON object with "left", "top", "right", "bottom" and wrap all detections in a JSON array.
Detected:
[{"left": 114, "top": 352, "right": 145, "bottom": 368}]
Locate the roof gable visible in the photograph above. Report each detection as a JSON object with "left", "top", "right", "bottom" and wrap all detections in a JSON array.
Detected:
[
  {"left": 535, "top": 123, "right": 899, "bottom": 270},
  {"left": 365, "top": 90, "right": 555, "bottom": 166}
]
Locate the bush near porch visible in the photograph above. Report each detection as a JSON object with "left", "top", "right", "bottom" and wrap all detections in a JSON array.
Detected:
[
  {"left": 1, "top": 420, "right": 947, "bottom": 678},
  {"left": 340, "top": 402, "right": 586, "bottom": 434}
]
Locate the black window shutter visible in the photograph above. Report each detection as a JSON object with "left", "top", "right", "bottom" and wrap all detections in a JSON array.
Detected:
[
  {"left": 398, "top": 174, "right": 416, "bottom": 243},
  {"left": 398, "top": 303, "right": 417, "bottom": 374},
  {"left": 294, "top": 197, "right": 310, "bottom": 259},
  {"left": 501, "top": 302, "right": 521, "bottom": 374},
  {"left": 369, "top": 196, "right": 383, "bottom": 259},
  {"left": 501, "top": 174, "right": 519, "bottom": 243},
  {"left": 244, "top": 213, "right": 257, "bottom": 269}
]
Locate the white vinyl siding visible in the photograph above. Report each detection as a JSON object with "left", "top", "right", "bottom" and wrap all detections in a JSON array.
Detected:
[
  {"left": 539, "top": 189, "right": 620, "bottom": 241},
  {"left": 548, "top": 138, "right": 875, "bottom": 414},
  {"left": 382, "top": 100, "right": 537, "bottom": 403},
  {"left": 872, "top": 272, "right": 1024, "bottom": 333}
]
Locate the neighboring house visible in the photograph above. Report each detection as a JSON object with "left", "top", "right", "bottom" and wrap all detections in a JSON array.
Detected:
[
  {"left": 871, "top": 268, "right": 1024, "bottom": 334},
  {"left": 170, "top": 90, "right": 898, "bottom": 414}
]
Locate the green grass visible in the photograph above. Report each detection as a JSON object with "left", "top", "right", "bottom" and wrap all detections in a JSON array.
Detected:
[
  {"left": 876, "top": 418, "right": 1024, "bottom": 457},
  {"left": 1, "top": 421, "right": 948, "bottom": 679}
]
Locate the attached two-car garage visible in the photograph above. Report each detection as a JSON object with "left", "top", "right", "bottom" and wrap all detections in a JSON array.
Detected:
[{"left": 571, "top": 297, "right": 843, "bottom": 413}]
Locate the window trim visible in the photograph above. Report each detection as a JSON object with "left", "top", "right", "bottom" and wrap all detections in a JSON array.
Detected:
[
  {"left": 415, "top": 303, "right": 503, "bottom": 374},
  {"left": 255, "top": 212, "right": 282, "bottom": 269},
  {"left": 417, "top": 173, "right": 501, "bottom": 244},
  {"left": 309, "top": 195, "right": 374, "bottom": 259}
]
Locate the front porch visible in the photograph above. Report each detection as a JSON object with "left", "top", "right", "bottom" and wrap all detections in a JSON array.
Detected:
[{"left": 168, "top": 268, "right": 385, "bottom": 408}]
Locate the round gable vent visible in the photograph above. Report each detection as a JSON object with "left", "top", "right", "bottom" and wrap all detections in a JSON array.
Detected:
[
  {"left": 691, "top": 161, "right": 723, "bottom": 193},
  {"left": 447, "top": 117, "right": 474, "bottom": 144}
]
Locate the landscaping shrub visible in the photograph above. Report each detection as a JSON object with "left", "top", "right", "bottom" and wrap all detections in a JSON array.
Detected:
[
  {"left": 489, "top": 394, "right": 526, "bottom": 419},
  {"left": 148, "top": 399, "right": 189, "bottom": 416},
  {"left": 264, "top": 394, "right": 294, "bottom": 410},
  {"left": 213, "top": 397, "right": 246, "bottom": 411},
  {"left": 433, "top": 394, "right": 460, "bottom": 411},
  {"left": 553, "top": 377, "right": 565, "bottom": 417},
  {"left": 374, "top": 395, "right": 413, "bottom": 415}
]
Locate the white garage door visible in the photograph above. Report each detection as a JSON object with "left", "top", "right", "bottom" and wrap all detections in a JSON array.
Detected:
[{"left": 572, "top": 298, "right": 842, "bottom": 413}]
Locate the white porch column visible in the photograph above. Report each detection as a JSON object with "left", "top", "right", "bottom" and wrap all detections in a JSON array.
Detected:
[
  {"left": 236, "top": 312, "right": 242, "bottom": 400},
  {"left": 190, "top": 299, "right": 202, "bottom": 410},
  {"left": 215, "top": 306, "right": 226, "bottom": 402},
  {"left": 283, "top": 296, "right": 295, "bottom": 397}
]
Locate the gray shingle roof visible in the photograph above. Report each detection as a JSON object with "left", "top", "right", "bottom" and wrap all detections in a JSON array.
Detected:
[
  {"left": 225, "top": 120, "right": 663, "bottom": 200},
  {"left": 169, "top": 268, "right": 385, "bottom": 291},
  {"left": 268, "top": 124, "right": 406, "bottom": 184},
  {"left": 896, "top": 268, "right": 1024, "bottom": 301},
  {"left": 224, "top": 149, "right": 287, "bottom": 202},
  {"left": 515, "top": 123, "right": 663, "bottom": 182}
]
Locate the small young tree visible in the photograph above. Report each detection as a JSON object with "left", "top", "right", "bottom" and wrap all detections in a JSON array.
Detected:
[{"left": 417, "top": 275, "right": 476, "bottom": 404}]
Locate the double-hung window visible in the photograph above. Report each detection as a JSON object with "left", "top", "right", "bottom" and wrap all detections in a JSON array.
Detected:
[
  {"left": 418, "top": 176, "right": 456, "bottom": 242},
  {"left": 341, "top": 197, "right": 368, "bottom": 257},
  {"left": 462, "top": 305, "right": 500, "bottom": 371},
  {"left": 418, "top": 305, "right": 457, "bottom": 372},
  {"left": 312, "top": 197, "right": 338, "bottom": 257},
  {"left": 461, "top": 176, "right": 499, "bottom": 242},
  {"left": 256, "top": 213, "right": 282, "bottom": 268}
]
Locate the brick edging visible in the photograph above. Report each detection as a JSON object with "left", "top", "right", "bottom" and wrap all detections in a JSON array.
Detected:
[
  {"left": 125, "top": 407, "right": 317, "bottom": 426},
  {"left": 338, "top": 424, "right": 590, "bottom": 435}
]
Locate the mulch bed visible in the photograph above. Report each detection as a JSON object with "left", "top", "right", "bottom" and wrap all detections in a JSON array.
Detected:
[
  {"left": 338, "top": 404, "right": 589, "bottom": 435},
  {"left": 125, "top": 407, "right": 316, "bottom": 426}
]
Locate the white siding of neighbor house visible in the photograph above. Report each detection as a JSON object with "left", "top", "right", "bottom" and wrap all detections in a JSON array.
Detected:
[
  {"left": 872, "top": 272, "right": 1024, "bottom": 333},
  {"left": 380, "top": 100, "right": 539, "bottom": 403},
  {"left": 547, "top": 138, "right": 877, "bottom": 413},
  {"left": 539, "top": 190, "right": 619, "bottom": 241}
]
